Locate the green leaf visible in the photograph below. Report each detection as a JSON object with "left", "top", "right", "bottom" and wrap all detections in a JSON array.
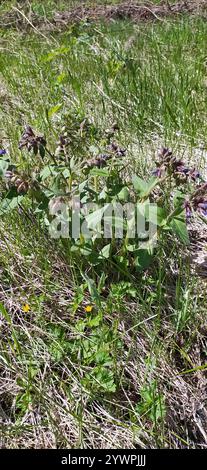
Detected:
[
  {"left": 0, "top": 302, "right": 11, "bottom": 324},
  {"left": 0, "top": 195, "right": 24, "bottom": 215},
  {"left": 87, "top": 314, "right": 102, "bottom": 328},
  {"left": 47, "top": 103, "right": 62, "bottom": 119},
  {"left": 117, "top": 186, "right": 129, "bottom": 201},
  {"left": 173, "top": 190, "right": 186, "bottom": 207},
  {"left": 81, "top": 273, "right": 101, "bottom": 306},
  {"left": 146, "top": 205, "right": 167, "bottom": 227},
  {"left": 56, "top": 72, "right": 67, "bottom": 84},
  {"left": 30, "top": 188, "right": 49, "bottom": 207},
  {"left": 42, "top": 46, "right": 70, "bottom": 63},
  {"left": 89, "top": 168, "right": 110, "bottom": 177},
  {"left": 3, "top": 187, "right": 18, "bottom": 199},
  {"left": 132, "top": 175, "right": 159, "bottom": 198},
  {"left": 86, "top": 205, "right": 109, "bottom": 230},
  {"left": 39, "top": 144, "right": 46, "bottom": 158},
  {"left": 132, "top": 175, "right": 147, "bottom": 194},
  {"left": 95, "top": 350, "right": 112, "bottom": 365},
  {"left": 99, "top": 243, "right": 111, "bottom": 259},
  {"left": 89, "top": 145, "right": 99, "bottom": 156},
  {"left": 170, "top": 217, "right": 190, "bottom": 245},
  {"left": 104, "top": 215, "right": 127, "bottom": 231},
  {"left": 70, "top": 156, "right": 76, "bottom": 171},
  {"left": 126, "top": 243, "right": 138, "bottom": 252},
  {"left": 40, "top": 165, "right": 57, "bottom": 181},
  {"left": 0, "top": 159, "right": 9, "bottom": 177},
  {"left": 62, "top": 168, "right": 70, "bottom": 178},
  {"left": 135, "top": 249, "right": 153, "bottom": 271}
]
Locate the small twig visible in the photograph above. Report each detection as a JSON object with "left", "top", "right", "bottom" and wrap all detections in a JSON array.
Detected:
[
  {"left": 18, "top": 203, "right": 36, "bottom": 225},
  {"left": 11, "top": 6, "right": 57, "bottom": 45},
  {"left": 131, "top": 5, "right": 167, "bottom": 22},
  {"left": 93, "top": 82, "right": 125, "bottom": 111}
]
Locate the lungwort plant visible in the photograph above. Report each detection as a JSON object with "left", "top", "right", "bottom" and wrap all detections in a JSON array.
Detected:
[{"left": 0, "top": 118, "right": 206, "bottom": 278}]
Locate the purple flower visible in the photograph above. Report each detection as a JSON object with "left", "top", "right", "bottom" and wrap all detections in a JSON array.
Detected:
[
  {"left": 184, "top": 200, "right": 192, "bottom": 220},
  {"left": 193, "top": 195, "right": 207, "bottom": 217},
  {"left": 0, "top": 149, "right": 6, "bottom": 155},
  {"left": 175, "top": 164, "right": 200, "bottom": 181},
  {"left": 152, "top": 167, "right": 165, "bottom": 178},
  {"left": 186, "top": 207, "right": 192, "bottom": 219},
  {"left": 197, "top": 201, "right": 207, "bottom": 217},
  {"left": 189, "top": 168, "right": 200, "bottom": 181},
  {"left": 152, "top": 168, "right": 159, "bottom": 176},
  {"left": 176, "top": 165, "right": 189, "bottom": 174},
  {"left": 158, "top": 147, "right": 173, "bottom": 160}
]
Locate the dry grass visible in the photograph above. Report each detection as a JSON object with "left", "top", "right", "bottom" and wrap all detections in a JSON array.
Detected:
[
  {"left": 0, "top": 214, "right": 207, "bottom": 448},
  {"left": 0, "top": 1, "right": 207, "bottom": 449},
  {"left": 0, "top": 1, "right": 207, "bottom": 31}
]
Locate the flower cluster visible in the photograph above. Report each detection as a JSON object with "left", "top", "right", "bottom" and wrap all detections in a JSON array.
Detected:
[
  {"left": 4, "top": 170, "right": 30, "bottom": 194},
  {"left": 105, "top": 122, "right": 119, "bottom": 141},
  {"left": 55, "top": 126, "right": 69, "bottom": 158},
  {"left": 152, "top": 147, "right": 207, "bottom": 221},
  {"left": 87, "top": 142, "right": 126, "bottom": 168},
  {"left": 193, "top": 198, "right": 207, "bottom": 217},
  {"left": 19, "top": 125, "right": 46, "bottom": 156},
  {"left": 10, "top": 174, "right": 30, "bottom": 194},
  {"left": 184, "top": 183, "right": 207, "bottom": 219},
  {"left": 153, "top": 147, "right": 200, "bottom": 183}
]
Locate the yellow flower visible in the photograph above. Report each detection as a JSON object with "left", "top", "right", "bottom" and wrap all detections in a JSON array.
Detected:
[
  {"left": 84, "top": 305, "right": 93, "bottom": 313},
  {"left": 22, "top": 304, "right": 31, "bottom": 313}
]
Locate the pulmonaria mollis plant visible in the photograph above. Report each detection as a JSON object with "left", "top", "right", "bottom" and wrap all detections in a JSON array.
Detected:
[
  {"left": 0, "top": 121, "right": 206, "bottom": 274},
  {"left": 18, "top": 125, "right": 47, "bottom": 157},
  {"left": 153, "top": 147, "right": 200, "bottom": 183},
  {"left": 186, "top": 183, "right": 207, "bottom": 218},
  {"left": 152, "top": 146, "right": 207, "bottom": 221},
  {"left": 86, "top": 142, "right": 126, "bottom": 169}
]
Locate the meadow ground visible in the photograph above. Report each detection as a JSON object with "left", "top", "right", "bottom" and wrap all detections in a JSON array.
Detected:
[{"left": 0, "top": 0, "right": 207, "bottom": 449}]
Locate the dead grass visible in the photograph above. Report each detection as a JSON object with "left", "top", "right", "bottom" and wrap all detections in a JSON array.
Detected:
[
  {"left": 0, "top": 216, "right": 207, "bottom": 448},
  {"left": 0, "top": 1, "right": 207, "bottom": 449},
  {"left": 0, "top": 1, "right": 207, "bottom": 31},
  {"left": 53, "top": 1, "right": 207, "bottom": 29}
]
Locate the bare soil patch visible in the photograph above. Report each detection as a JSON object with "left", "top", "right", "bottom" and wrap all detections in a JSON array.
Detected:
[
  {"left": 53, "top": 1, "right": 207, "bottom": 29},
  {"left": 0, "top": 1, "right": 206, "bottom": 31}
]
